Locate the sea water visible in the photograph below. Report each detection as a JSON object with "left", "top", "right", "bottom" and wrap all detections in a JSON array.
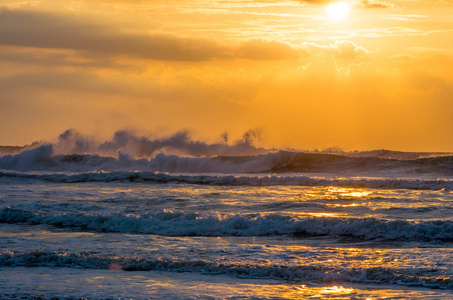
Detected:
[{"left": 0, "top": 146, "right": 453, "bottom": 299}]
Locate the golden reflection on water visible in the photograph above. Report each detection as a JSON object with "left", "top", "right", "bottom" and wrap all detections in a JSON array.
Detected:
[
  {"left": 262, "top": 283, "right": 446, "bottom": 299},
  {"left": 287, "top": 212, "right": 349, "bottom": 218},
  {"left": 303, "top": 186, "right": 373, "bottom": 202},
  {"left": 5, "top": 267, "right": 451, "bottom": 299},
  {"left": 295, "top": 285, "right": 355, "bottom": 298},
  {"left": 304, "top": 212, "right": 348, "bottom": 217},
  {"left": 325, "top": 187, "right": 373, "bottom": 200},
  {"left": 332, "top": 203, "right": 360, "bottom": 208}
]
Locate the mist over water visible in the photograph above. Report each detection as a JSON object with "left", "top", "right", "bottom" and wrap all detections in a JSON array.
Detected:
[{"left": 55, "top": 129, "right": 268, "bottom": 157}]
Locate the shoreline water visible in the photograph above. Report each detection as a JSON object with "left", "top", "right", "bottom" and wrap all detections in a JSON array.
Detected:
[{"left": 1, "top": 267, "right": 452, "bottom": 299}]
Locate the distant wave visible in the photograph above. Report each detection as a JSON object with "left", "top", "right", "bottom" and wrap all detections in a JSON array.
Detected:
[
  {"left": 1, "top": 208, "right": 452, "bottom": 241},
  {"left": 3, "top": 129, "right": 450, "bottom": 160},
  {"left": 1, "top": 144, "right": 453, "bottom": 176},
  {"left": 1, "top": 250, "right": 451, "bottom": 290},
  {"left": 1, "top": 170, "right": 452, "bottom": 190},
  {"left": 1, "top": 128, "right": 453, "bottom": 175}
]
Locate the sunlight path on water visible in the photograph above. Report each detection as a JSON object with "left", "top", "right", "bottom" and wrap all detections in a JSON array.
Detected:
[{"left": 0, "top": 268, "right": 451, "bottom": 299}]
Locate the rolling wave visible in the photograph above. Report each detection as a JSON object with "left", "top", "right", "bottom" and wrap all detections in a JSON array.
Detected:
[
  {"left": 1, "top": 170, "right": 452, "bottom": 190},
  {"left": 1, "top": 250, "right": 451, "bottom": 289},
  {"left": 1, "top": 144, "right": 453, "bottom": 176},
  {"left": 1, "top": 208, "right": 452, "bottom": 241}
]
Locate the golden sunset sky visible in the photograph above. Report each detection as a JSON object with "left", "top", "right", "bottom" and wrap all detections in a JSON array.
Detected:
[{"left": 1, "top": 0, "right": 452, "bottom": 151}]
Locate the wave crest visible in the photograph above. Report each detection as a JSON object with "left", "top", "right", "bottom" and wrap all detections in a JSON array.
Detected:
[
  {"left": 1, "top": 146, "right": 453, "bottom": 177},
  {"left": 1, "top": 208, "right": 453, "bottom": 241},
  {"left": 1, "top": 171, "right": 452, "bottom": 190},
  {"left": 1, "top": 250, "right": 452, "bottom": 289},
  {"left": 1, "top": 130, "right": 453, "bottom": 175}
]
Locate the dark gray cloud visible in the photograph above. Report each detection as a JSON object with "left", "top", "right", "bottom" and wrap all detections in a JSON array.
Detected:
[{"left": 0, "top": 8, "right": 301, "bottom": 61}]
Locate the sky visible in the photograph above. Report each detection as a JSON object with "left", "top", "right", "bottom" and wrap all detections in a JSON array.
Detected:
[{"left": 0, "top": 0, "right": 452, "bottom": 151}]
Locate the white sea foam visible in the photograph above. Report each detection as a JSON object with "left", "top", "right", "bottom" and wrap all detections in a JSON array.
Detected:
[
  {"left": 1, "top": 170, "right": 452, "bottom": 190},
  {"left": 1, "top": 143, "right": 453, "bottom": 177},
  {"left": 2, "top": 130, "right": 453, "bottom": 298},
  {"left": 1, "top": 208, "right": 452, "bottom": 241},
  {"left": 0, "top": 250, "right": 451, "bottom": 290}
]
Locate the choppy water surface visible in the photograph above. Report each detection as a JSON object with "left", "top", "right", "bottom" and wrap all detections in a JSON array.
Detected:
[
  {"left": 1, "top": 145, "right": 453, "bottom": 298},
  {"left": 1, "top": 170, "right": 453, "bottom": 299}
]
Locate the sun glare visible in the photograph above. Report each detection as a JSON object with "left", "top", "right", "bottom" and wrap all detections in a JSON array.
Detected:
[{"left": 326, "top": 2, "right": 350, "bottom": 21}]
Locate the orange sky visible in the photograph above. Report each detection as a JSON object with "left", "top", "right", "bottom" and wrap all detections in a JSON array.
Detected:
[{"left": 0, "top": 0, "right": 452, "bottom": 151}]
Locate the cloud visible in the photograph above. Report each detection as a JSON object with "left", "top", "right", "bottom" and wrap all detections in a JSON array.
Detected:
[
  {"left": 0, "top": 46, "right": 127, "bottom": 70},
  {"left": 361, "top": 0, "right": 397, "bottom": 9},
  {"left": 390, "top": 47, "right": 453, "bottom": 79},
  {"left": 332, "top": 40, "right": 368, "bottom": 59},
  {"left": 238, "top": 39, "right": 302, "bottom": 60},
  {"left": 294, "top": 0, "right": 398, "bottom": 8},
  {"left": 302, "top": 40, "right": 369, "bottom": 60},
  {"left": 0, "top": 8, "right": 301, "bottom": 61}
]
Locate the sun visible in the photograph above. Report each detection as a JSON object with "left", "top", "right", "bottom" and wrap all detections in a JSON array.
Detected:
[{"left": 326, "top": 1, "right": 350, "bottom": 21}]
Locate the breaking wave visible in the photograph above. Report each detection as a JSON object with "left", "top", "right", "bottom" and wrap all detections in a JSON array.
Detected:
[
  {"left": 1, "top": 170, "right": 452, "bottom": 190},
  {"left": 1, "top": 250, "right": 452, "bottom": 290},
  {"left": 1, "top": 130, "right": 453, "bottom": 175},
  {"left": 1, "top": 208, "right": 453, "bottom": 241},
  {"left": 1, "top": 144, "right": 453, "bottom": 176}
]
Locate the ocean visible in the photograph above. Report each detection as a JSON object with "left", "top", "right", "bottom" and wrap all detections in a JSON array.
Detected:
[{"left": 1, "top": 143, "right": 453, "bottom": 299}]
